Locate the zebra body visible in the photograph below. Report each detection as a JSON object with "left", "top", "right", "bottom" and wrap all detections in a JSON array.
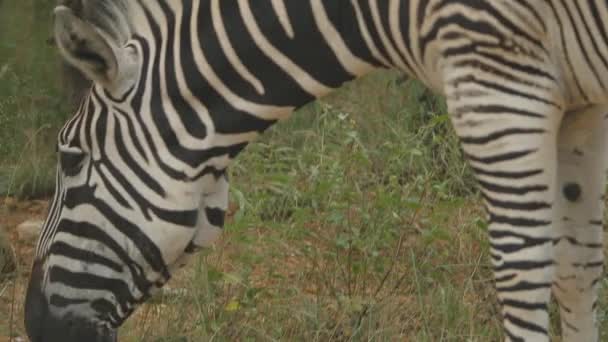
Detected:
[{"left": 24, "top": 1, "right": 608, "bottom": 341}]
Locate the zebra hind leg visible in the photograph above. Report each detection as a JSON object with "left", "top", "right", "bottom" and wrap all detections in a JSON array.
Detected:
[
  {"left": 552, "top": 106, "right": 608, "bottom": 342},
  {"left": 445, "top": 76, "right": 565, "bottom": 341}
]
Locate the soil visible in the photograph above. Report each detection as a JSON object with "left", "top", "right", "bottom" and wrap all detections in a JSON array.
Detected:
[{"left": 0, "top": 197, "right": 49, "bottom": 342}]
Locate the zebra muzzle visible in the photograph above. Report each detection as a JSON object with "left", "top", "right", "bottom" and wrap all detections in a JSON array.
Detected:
[{"left": 24, "top": 261, "right": 117, "bottom": 342}]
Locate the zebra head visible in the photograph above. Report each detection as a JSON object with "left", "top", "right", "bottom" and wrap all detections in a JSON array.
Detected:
[{"left": 25, "top": 2, "right": 234, "bottom": 341}]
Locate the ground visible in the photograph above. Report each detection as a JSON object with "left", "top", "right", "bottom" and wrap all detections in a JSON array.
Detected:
[
  {"left": 0, "top": 193, "right": 505, "bottom": 341},
  {"left": 0, "top": 197, "right": 46, "bottom": 342}
]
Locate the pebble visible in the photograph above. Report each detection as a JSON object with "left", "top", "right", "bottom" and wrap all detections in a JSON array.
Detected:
[{"left": 17, "top": 220, "right": 44, "bottom": 242}]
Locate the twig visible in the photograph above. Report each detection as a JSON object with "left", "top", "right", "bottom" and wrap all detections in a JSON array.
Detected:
[
  {"left": 0, "top": 64, "right": 9, "bottom": 80},
  {"left": 410, "top": 251, "right": 431, "bottom": 337},
  {"left": 354, "top": 179, "right": 432, "bottom": 328}
]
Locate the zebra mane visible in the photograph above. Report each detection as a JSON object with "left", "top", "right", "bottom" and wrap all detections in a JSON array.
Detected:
[{"left": 58, "top": 0, "right": 131, "bottom": 44}]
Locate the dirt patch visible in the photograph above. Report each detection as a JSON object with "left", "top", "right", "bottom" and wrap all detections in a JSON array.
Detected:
[
  {"left": 0, "top": 197, "right": 49, "bottom": 341},
  {"left": 1, "top": 197, "right": 47, "bottom": 268}
]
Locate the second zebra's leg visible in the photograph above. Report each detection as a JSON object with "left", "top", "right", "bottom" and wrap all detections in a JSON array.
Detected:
[
  {"left": 445, "top": 77, "right": 564, "bottom": 341},
  {"left": 553, "top": 106, "right": 608, "bottom": 342}
]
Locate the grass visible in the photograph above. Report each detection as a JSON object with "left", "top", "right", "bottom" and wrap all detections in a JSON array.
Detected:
[
  {"left": 114, "top": 73, "right": 502, "bottom": 341},
  {"left": 2, "top": 2, "right": 608, "bottom": 342},
  {"left": 0, "top": 0, "right": 70, "bottom": 199}
]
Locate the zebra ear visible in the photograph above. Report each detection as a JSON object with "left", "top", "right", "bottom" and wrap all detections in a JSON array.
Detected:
[{"left": 53, "top": 6, "right": 120, "bottom": 86}]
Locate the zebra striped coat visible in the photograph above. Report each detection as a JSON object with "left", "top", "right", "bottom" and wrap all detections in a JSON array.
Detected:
[{"left": 24, "top": 1, "right": 608, "bottom": 341}]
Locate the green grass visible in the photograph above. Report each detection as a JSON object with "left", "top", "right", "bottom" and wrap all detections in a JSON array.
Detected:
[
  {"left": 0, "top": 0, "right": 69, "bottom": 198},
  {"left": 115, "top": 72, "right": 503, "bottom": 341}
]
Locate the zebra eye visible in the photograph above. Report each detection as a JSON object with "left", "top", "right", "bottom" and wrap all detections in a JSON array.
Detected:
[{"left": 59, "top": 147, "right": 86, "bottom": 176}]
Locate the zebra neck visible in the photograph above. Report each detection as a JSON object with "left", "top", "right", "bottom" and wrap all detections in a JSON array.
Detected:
[
  {"left": 130, "top": 0, "right": 402, "bottom": 112},
  {"left": 123, "top": 1, "right": 425, "bottom": 174}
]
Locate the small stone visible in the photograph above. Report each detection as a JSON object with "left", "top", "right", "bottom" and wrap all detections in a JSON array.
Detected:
[{"left": 17, "top": 220, "right": 44, "bottom": 241}]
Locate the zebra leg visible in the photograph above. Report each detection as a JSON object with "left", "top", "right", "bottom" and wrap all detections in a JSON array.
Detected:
[
  {"left": 553, "top": 106, "right": 608, "bottom": 342},
  {"left": 445, "top": 82, "right": 564, "bottom": 341}
]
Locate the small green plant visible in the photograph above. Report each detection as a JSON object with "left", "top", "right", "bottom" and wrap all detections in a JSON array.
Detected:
[{"left": 0, "top": 1, "right": 70, "bottom": 199}]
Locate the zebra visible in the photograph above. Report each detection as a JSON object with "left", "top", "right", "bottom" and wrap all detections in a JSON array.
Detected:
[{"left": 24, "top": 0, "right": 608, "bottom": 341}]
